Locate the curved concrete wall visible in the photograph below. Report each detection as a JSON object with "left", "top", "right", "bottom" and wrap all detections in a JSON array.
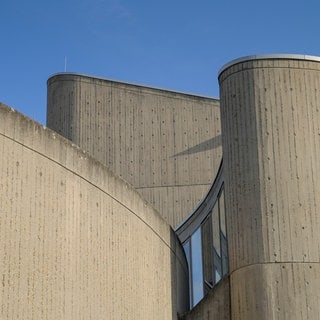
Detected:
[
  {"left": 46, "top": 74, "right": 221, "bottom": 226},
  {"left": 0, "top": 103, "right": 188, "bottom": 319},
  {"left": 219, "top": 57, "right": 320, "bottom": 319}
]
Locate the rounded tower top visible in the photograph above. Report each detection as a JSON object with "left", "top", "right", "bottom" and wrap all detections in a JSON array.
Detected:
[{"left": 218, "top": 54, "right": 320, "bottom": 78}]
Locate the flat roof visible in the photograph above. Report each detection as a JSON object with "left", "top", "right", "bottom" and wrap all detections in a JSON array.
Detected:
[
  {"left": 218, "top": 54, "right": 320, "bottom": 77},
  {"left": 48, "top": 72, "right": 218, "bottom": 101}
]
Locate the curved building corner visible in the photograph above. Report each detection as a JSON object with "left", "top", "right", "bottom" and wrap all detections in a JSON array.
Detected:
[
  {"left": 219, "top": 54, "right": 320, "bottom": 319},
  {"left": 3, "top": 53, "right": 320, "bottom": 320},
  {"left": 0, "top": 102, "right": 189, "bottom": 320}
]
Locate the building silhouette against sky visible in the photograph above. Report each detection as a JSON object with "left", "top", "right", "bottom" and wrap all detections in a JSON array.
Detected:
[{"left": 1, "top": 54, "right": 320, "bottom": 319}]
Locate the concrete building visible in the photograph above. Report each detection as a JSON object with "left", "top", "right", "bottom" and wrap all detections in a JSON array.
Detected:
[
  {"left": 46, "top": 74, "right": 222, "bottom": 226},
  {"left": 1, "top": 54, "right": 320, "bottom": 319}
]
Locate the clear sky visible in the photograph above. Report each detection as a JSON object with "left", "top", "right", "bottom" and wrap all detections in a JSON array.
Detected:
[{"left": 1, "top": 0, "right": 319, "bottom": 124}]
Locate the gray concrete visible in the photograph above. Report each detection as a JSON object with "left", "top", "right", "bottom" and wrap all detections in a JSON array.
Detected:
[
  {"left": 46, "top": 74, "right": 222, "bottom": 227},
  {"left": 219, "top": 57, "right": 320, "bottom": 319},
  {"left": 0, "top": 102, "right": 188, "bottom": 320},
  {"left": 4, "top": 54, "right": 320, "bottom": 320}
]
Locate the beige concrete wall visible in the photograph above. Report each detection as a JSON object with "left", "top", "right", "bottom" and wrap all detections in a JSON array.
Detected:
[
  {"left": 47, "top": 74, "right": 221, "bottom": 226},
  {"left": 0, "top": 103, "right": 189, "bottom": 320},
  {"left": 179, "top": 277, "right": 230, "bottom": 320},
  {"left": 219, "top": 58, "right": 320, "bottom": 319}
]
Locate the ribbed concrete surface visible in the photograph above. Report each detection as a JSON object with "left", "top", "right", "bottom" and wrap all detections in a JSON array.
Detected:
[
  {"left": 231, "top": 263, "right": 320, "bottom": 319},
  {"left": 0, "top": 103, "right": 188, "bottom": 319},
  {"left": 47, "top": 74, "right": 221, "bottom": 226},
  {"left": 219, "top": 58, "right": 320, "bottom": 319}
]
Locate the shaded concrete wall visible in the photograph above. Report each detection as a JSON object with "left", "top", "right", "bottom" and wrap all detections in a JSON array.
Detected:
[
  {"left": 219, "top": 57, "right": 320, "bottom": 319},
  {"left": 47, "top": 74, "right": 221, "bottom": 226},
  {"left": 0, "top": 103, "right": 189, "bottom": 320},
  {"left": 180, "top": 276, "right": 230, "bottom": 320}
]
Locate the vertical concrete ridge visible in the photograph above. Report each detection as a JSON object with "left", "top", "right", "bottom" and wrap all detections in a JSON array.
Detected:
[{"left": 220, "top": 66, "right": 265, "bottom": 272}]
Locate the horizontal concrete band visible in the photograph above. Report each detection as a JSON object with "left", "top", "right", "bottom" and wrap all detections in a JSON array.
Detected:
[{"left": 218, "top": 54, "right": 320, "bottom": 77}]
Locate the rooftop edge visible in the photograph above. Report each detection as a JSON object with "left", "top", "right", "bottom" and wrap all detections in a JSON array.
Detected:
[
  {"left": 48, "top": 72, "right": 219, "bottom": 101},
  {"left": 218, "top": 54, "right": 320, "bottom": 78}
]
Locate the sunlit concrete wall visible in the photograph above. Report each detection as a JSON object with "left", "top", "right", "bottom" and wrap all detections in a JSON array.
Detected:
[
  {"left": 47, "top": 74, "right": 221, "bottom": 227},
  {"left": 219, "top": 56, "right": 320, "bottom": 319},
  {"left": 0, "top": 103, "right": 189, "bottom": 320}
]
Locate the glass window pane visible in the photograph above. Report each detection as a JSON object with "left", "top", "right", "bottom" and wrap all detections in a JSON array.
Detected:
[
  {"left": 212, "top": 203, "right": 221, "bottom": 257},
  {"left": 219, "top": 187, "right": 229, "bottom": 276},
  {"left": 215, "top": 268, "right": 221, "bottom": 283},
  {"left": 183, "top": 241, "right": 191, "bottom": 271},
  {"left": 213, "top": 247, "right": 222, "bottom": 283},
  {"left": 212, "top": 201, "right": 222, "bottom": 284},
  {"left": 219, "top": 188, "right": 227, "bottom": 237},
  {"left": 201, "top": 216, "right": 213, "bottom": 293},
  {"left": 183, "top": 241, "right": 192, "bottom": 307},
  {"left": 221, "top": 235, "right": 229, "bottom": 276},
  {"left": 191, "top": 227, "right": 203, "bottom": 306}
]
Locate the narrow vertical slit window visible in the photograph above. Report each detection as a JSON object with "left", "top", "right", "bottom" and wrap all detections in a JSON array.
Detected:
[
  {"left": 191, "top": 227, "right": 203, "bottom": 306},
  {"left": 212, "top": 203, "right": 222, "bottom": 283},
  {"left": 201, "top": 215, "right": 213, "bottom": 294},
  {"left": 219, "top": 188, "right": 229, "bottom": 275},
  {"left": 183, "top": 241, "right": 192, "bottom": 307}
]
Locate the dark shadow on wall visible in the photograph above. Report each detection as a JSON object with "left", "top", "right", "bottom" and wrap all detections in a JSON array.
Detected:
[
  {"left": 173, "top": 135, "right": 221, "bottom": 157},
  {"left": 170, "top": 229, "right": 190, "bottom": 319}
]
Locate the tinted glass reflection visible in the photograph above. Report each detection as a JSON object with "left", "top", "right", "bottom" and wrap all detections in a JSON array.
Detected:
[
  {"left": 191, "top": 227, "right": 203, "bottom": 306},
  {"left": 181, "top": 185, "right": 228, "bottom": 309}
]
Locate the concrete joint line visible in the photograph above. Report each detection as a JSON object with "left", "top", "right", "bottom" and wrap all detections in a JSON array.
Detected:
[
  {"left": 0, "top": 130, "right": 177, "bottom": 253},
  {"left": 136, "top": 183, "right": 211, "bottom": 190},
  {"left": 230, "top": 261, "right": 320, "bottom": 277}
]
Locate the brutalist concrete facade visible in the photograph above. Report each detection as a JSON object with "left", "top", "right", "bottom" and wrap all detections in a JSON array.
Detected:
[
  {"left": 46, "top": 74, "right": 222, "bottom": 227},
  {"left": 1, "top": 54, "right": 320, "bottom": 319},
  {"left": 219, "top": 55, "right": 320, "bottom": 320},
  {"left": 0, "top": 103, "right": 189, "bottom": 319}
]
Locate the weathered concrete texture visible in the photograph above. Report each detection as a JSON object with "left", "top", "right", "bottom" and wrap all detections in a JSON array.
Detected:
[
  {"left": 231, "top": 263, "right": 320, "bottom": 319},
  {"left": 47, "top": 74, "right": 221, "bottom": 226},
  {"left": 179, "top": 277, "right": 230, "bottom": 320},
  {"left": 219, "top": 58, "right": 320, "bottom": 319},
  {"left": 0, "top": 103, "right": 189, "bottom": 320}
]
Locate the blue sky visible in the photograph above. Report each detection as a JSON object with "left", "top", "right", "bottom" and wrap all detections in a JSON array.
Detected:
[{"left": 1, "top": 0, "right": 319, "bottom": 124}]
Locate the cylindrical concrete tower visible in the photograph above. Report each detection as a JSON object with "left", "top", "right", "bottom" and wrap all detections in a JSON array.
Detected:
[{"left": 219, "top": 55, "right": 320, "bottom": 319}]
